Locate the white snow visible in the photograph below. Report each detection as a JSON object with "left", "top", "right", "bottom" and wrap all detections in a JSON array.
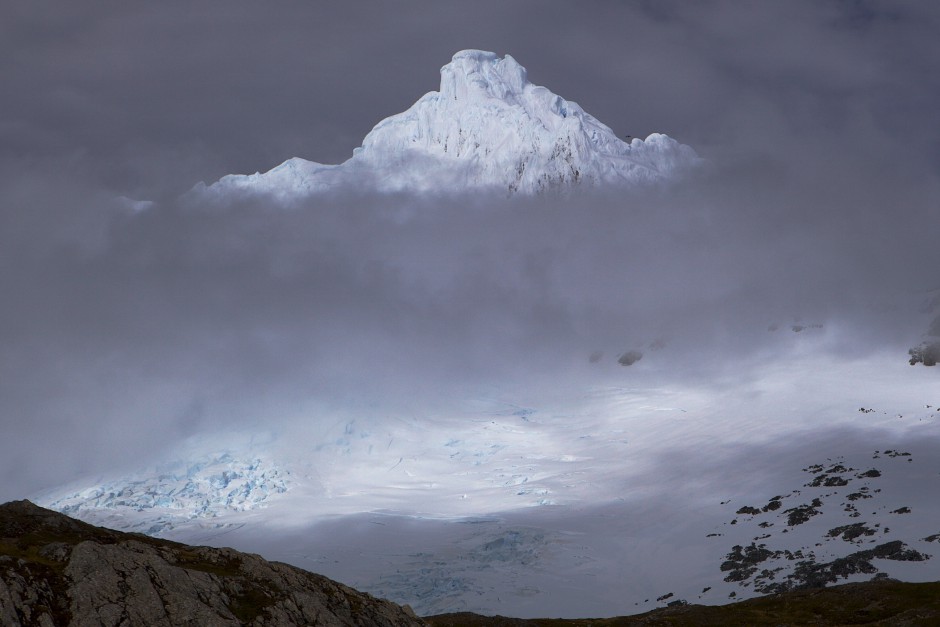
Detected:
[
  {"left": 36, "top": 346, "right": 940, "bottom": 617},
  {"left": 136, "top": 349, "right": 940, "bottom": 617},
  {"left": 197, "top": 50, "right": 700, "bottom": 199}
]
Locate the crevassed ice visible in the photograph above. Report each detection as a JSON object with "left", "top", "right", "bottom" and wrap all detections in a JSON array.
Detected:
[{"left": 36, "top": 453, "right": 290, "bottom": 535}]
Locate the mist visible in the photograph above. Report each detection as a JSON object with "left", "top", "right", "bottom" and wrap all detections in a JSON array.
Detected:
[
  {"left": 3, "top": 0, "right": 939, "bottom": 504},
  {"left": 2, "top": 152, "right": 937, "bottom": 500}
]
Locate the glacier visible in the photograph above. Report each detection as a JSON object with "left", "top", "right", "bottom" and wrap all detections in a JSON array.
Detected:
[
  {"left": 30, "top": 350, "right": 940, "bottom": 617},
  {"left": 35, "top": 452, "right": 290, "bottom": 536},
  {"left": 196, "top": 50, "right": 700, "bottom": 198}
]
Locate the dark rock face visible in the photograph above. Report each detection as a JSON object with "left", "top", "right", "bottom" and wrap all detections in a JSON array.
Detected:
[
  {"left": 783, "top": 499, "right": 823, "bottom": 527},
  {"left": 0, "top": 500, "right": 423, "bottom": 626},
  {"left": 617, "top": 350, "right": 643, "bottom": 366},
  {"left": 909, "top": 340, "right": 939, "bottom": 366},
  {"left": 758, "top": 541, "right": 930, "bottom": 595},
  {"left": 827, "top": 523, "right": 877, "bottom": 543}
]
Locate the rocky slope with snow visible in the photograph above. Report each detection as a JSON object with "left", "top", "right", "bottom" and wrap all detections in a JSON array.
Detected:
[{"left": 197, "top": 50, "right": 699, "bottom": 199}]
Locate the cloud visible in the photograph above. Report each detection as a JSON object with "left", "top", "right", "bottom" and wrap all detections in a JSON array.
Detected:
[
  {"left": 2, "top": 157, "right": 936, "bottom": 499},
  {"left": 1, "top": 1, "right": 939, "bottom": 501}
]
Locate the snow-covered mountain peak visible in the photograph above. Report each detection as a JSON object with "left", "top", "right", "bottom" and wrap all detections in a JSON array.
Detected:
[
  {"left": 439, "top": 50, "right": 528, "bottom": 103},
  {"left": 200, "top": 50, "right": 700, "bottom": 198},
  {"left": 432, "top": 49, "right": 586, "bottom": 133}
]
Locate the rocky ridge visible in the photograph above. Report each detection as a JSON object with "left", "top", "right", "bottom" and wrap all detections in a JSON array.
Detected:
[{"left": 0, "top": 500, "right": 423, "bottom": 626}]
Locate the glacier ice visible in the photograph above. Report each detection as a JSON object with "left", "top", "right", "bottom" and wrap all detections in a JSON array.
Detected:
[
  {"left": 35, "top": 452, "right": 290, "bottom": 535},
  {"left": 199, "top": 50, "right": 700, "bottom": 198}
]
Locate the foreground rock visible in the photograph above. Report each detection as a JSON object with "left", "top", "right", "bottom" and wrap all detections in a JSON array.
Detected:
[{"left": 0, "top": 500, "right": 423, "bottom": 626}]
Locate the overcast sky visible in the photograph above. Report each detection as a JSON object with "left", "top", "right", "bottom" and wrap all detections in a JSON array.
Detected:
[{"left": 2, "top": 1, "right": 940, "bottom": 501}]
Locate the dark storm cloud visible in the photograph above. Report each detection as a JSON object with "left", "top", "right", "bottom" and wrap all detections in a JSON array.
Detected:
[{"left": 2, "top": 1, "right": 939, "bottom": 499}]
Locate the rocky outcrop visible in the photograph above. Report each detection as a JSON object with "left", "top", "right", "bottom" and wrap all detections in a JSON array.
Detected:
[{"left": 0, "top": 500, "right": 424, "bottom": 626}]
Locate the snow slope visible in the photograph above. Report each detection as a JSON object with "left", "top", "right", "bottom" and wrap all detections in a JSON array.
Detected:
[
  {"left": 197, "top": 50, "right": 699, "bottom": 198},
  {"left": 34, "top": 349, "right": 940, "bottom": 617},
  {"left": 140, "top": 354, "right": 939, "bottom": 618}
]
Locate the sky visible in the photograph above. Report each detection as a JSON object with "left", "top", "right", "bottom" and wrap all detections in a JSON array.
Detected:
[{"left": 2, "top": 0, "right": 940, "bottom": 507}]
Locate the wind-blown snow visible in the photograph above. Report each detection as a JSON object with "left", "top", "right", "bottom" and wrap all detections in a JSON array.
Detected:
[{"left": 197, "top": 50, "right": 699, "bottom": 198}]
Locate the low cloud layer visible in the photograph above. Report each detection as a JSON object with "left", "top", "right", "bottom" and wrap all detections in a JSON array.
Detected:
[
  {"left": 2, "top": 1, "right": 939, "bottom": 500},
  {"left": 3, "top": 161, "right": 937, "bottom": 499}
]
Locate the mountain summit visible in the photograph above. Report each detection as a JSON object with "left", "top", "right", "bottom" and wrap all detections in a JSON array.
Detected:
[{"left": 201, "top": 50, "right": 699, "bottom": 198}]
